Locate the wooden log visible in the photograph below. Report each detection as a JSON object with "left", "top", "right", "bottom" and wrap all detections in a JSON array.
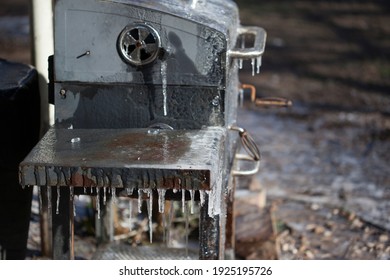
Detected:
[{"left": 234, "top": 179, "right": 277, "bottom": 259}]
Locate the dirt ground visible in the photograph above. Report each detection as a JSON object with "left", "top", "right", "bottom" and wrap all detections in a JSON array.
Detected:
[
  {"left": 1, "top": 0, "right": 389, "bottom": 260},
  {"left": 236, "top": 0, "right": 390, "bottom": 259}
]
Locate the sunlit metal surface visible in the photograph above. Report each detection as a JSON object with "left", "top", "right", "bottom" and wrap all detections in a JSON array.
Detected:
[{"left": 20, "top": 127, "right": 226, "bottom": 190}]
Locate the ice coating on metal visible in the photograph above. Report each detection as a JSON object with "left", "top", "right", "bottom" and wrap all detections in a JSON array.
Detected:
[
  {"left": 55, "top": 0, "right": 237, "bottom": 86},
  {"left": 54, "top": 84, "right": 224, "bottom": 130},
  {"left": 191, "top": 0, "right": 199, "bottom": 9},
  {"left": 20, "top": 127, "right": 227, "bottom": 217},
  {"left": 20, "top": 127, "right": 225, "bottom": 187},
  {"left": 109, "top": 0, "right": 239, "bottom": 45}
]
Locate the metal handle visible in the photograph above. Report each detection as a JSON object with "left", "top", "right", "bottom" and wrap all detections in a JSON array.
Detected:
[
  {"left": 228, "top": 26, "right": 267, "bottom": 59},
  {"left": 230, "top": 126, "right": 261, "bottom": 176}
]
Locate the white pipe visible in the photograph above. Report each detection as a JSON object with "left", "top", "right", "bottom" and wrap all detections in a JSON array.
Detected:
[{"left": 30, "top": 0, "right": 55, "bottom": 136}]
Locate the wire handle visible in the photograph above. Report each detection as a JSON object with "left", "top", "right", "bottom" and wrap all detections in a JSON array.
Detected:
[{"left": 230, "top": 126, "right": 261, "bottom": 176}]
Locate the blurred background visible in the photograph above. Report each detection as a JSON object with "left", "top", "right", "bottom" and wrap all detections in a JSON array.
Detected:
[{"left": 0, "top": 0, "right": 389, "bottom": 259}]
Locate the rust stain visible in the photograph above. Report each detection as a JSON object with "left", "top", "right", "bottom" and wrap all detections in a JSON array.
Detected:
[{"left": 70, "top": 173, "right": 96, "bottom": 187}]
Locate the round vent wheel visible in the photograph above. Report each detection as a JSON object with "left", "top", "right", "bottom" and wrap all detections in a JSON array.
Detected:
[{"left": 118, "top": 23, "right": 161, "bottom": 66}]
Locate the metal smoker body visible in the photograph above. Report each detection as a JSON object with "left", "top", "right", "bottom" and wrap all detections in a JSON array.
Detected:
[{"left": 19, "top": 0, "right": 266, "bottom": 259}]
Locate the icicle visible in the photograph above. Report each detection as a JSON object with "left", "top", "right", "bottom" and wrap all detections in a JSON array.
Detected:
[
  {"left": 128, "top": 199, "right": 133, "bottom": 231},
  {"left": 256, "top": 56, "right": 262, "bottom": 74},
  {"left": 38, "top": 187, "right": 43, "bottom": 212},
  {"left": 251, "top": 58, "right": 255, "bottom": 76},
  {"left": 126, "top": 187, "right": 134, "bottom": 196},
  {"left": 184, "top": 201, "right": 189, "bottom": 257},
  {"left": 157, "top": 189, "right": 166, "bottom": 214},
  {"left": 147, "top": 190, "right": 153, "bottom": 243},
  {"left": 56, "top": 186, "right": 60, "bottom": 215},
  {"left": 239, "top": 35, "right": 245, "bottom": 69},
  {"left": 173, "top": 188, "right": 178, "bottom": 193},
  {"left": 103, "top": 187, "right": 107, "bottom": 205},
  {"left": 96, "top": 187, "right": 101, "bottom": 219},
  {"left": 206, "top": 190, "right": 214, "bottom": 218},
  {"left": 111, "top": 187, "right": 117, "bottom": 204},
  {"left": 189, "top": 189, "right": 195, "bottom": 214},
  {"left": 199, "top": 190, "right": 206, "bottom": 207},
  {"left": 182, "top": 190, "right": 186, "bottom": 214},
  {"left": 47, "top": 187, "right": 51, "bottom": 211},
  {"left": 161, "top": 60, "right": 168, "bottom": 116},
  {"left": 70, "top": 187, "right": 76, "bottom": 217},
  {"left": 83, "top": 187, "right": 87, "bottom": 194},
  {"left": 239, "top": 88, "right": 244, "bottom": 107},
  {"left": 138, "top": 189, "right": 143, "bottom": 213}
]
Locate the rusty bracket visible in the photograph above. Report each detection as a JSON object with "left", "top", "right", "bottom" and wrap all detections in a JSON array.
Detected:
[{"left": 241, "top": 83, "right": 293, "bottom": 108}]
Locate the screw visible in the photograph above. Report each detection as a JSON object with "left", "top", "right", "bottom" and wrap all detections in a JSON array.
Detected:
[{"left": 60, "top": 89, "right": 66, "bottom": 99}]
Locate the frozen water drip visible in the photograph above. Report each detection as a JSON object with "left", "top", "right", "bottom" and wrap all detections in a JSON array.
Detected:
[
  {"left": 158, "top": 188, "right": 166, "bottom": 213},
  {"left": 103, "top": 187, "right": 107, "bottom": 205},
  {"left": 56, "top": 186, "right": 60, "bottom": 215},
  {"left": 239, "top": 34, "right": 245, "bottom": 69},
  {"left": 161, "top": 60, "right": 168, "bottom": 116},
  {"left": 189, "top": 189, "right": 195, "bottom": 214},
  {"left": 250, "top": 56, "right": 262, "bottom": 76},
  {"left": 256, "top": 56, "right": 262, "bottom": 74},
  {"left": 96, "top": 187, "right": 101, "bottom": 219},
  {"left": 126, "top": 187, "right": 134, "bottom": 196},
  {"left": 47, "top": 186, "right": 51, "bottom": 211},
  {"left": 70, "top": 187, "right": 76, "bottom": 217},
  {"left": 146, "top": 190, "right": 153, "bottom": 243},
  {"left": 38, "top": 187, "right": 42, "bottom": 212},
  {"left": 111, "top": 187, "right": 117, "bottom": 204},
  {"left": 138, "top": 189, "right": 143, "bottom": 213},
  {"left": 199, "top": 190, "right": 206, "bottom": 207},
  {"left": 251, "top": 58, "right": 255, "bottom": 76},
  {"left": 128, "top": 199, "right": 133, "bottom": 231},
  {"left": 182, "top": 190, "right": 186, "bottom": 214}
]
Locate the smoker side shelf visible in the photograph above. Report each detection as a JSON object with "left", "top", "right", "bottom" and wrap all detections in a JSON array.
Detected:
[{"left": 19, "top": 127, "right": 226, "bottom": 191}]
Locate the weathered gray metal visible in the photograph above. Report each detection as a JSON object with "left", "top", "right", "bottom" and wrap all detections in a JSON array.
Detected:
[
  {"left": 54, "top": 0, "right": 234, "bottom": 86},
  {"left": 19, "top": 127, "right": 226, "bottom": 191},
  {"left": 19, "top": 0, "right": 266, "bottom": 260}
]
